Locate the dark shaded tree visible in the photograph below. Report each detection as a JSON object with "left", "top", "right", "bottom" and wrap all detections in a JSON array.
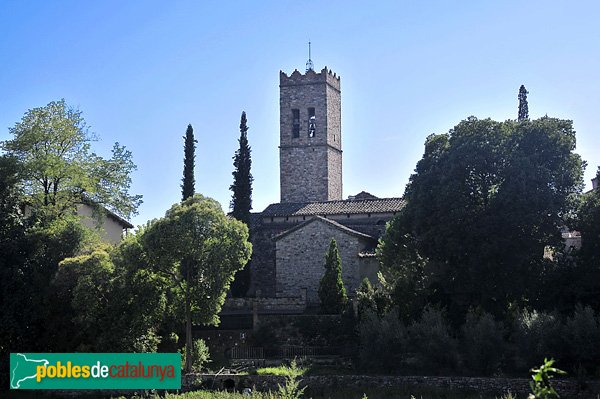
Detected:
[
  {"left": 229, "top": 112, "right": 253, "bottom": 297},
  {"left": 181, "top": 124, "right": 196, "bottom": 201},
  {"left": 518, "top": 85, "right": 529, "bottom": 121},
  {"left": 544, "top": 167, "right": 600, "bottom": 312},
  {"left": 230, "top": 112, "right": 253, "bottom": 225},
  {"left": 318, "top": 239, "right": 348, "bottom": 314},
  {"left": 378, "top": 116, "right": 584, "bottom": 323}
]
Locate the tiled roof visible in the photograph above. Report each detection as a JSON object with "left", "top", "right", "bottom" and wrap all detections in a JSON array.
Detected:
[
  {"left": 261, "top": 197, "right": 405, "bottom": 217},
  {"left": 274, "top": 215, "right": 375, "bottom": 241},
  {"left": 358, "top": 251, "right": 377, "bottom": 258}
]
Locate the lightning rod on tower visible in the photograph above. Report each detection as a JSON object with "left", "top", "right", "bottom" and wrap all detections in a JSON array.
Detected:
[{"left": 306, "top": 41, "right": 314, "bottom": 72}]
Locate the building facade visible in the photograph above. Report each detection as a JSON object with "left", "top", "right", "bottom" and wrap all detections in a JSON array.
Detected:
[
  {"left": 242, "top": 66, "right": 404, "bottom": 308},
  {"left": 279, "top": 67, "right": 342, "bottom": 203}
]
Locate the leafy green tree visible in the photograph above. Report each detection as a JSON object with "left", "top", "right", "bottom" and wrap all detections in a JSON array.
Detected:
[
  {"left": 318, "top": 239, "right": 348, "bottom": 314},
  {"left": 0, "top": 211, "right": 95, "bottom": 353},
  {"left": 0, "top": 156, "right": 29, "bottom": 353},
  {"left": 52, "top": 233, "right": 168, "bottom": 352},
  {"left": 229, "top": 111, "right": 253, "bottom": 297},
  {"left": 142, "top": 195, "right": 252, "bottom": 372},
  {"left": 519, "top": 85, "right": 529, "bottom": 121},
  {"left": 181, "top": 124, "right": 196, "bottom": 200},
  {"left": 2, "top": 99, "right": 142, "bottom": 221},
  {"left": 379, "top": 116, "right": 584, "bottom": 322}
]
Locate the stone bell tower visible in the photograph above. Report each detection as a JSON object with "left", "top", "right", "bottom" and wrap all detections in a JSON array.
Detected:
[{"left": 279, "top": 65, "right": 342, "bottom": 203}]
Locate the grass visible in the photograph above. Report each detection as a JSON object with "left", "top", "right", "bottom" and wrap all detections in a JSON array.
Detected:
[
  {"left": 248, "top": 364, "right": 351, "bottom": 376},
  {"left": 105, "top": 386, "right": 511, "bottom": 399},
  {"left": 253, "top": 366, "right": 306, "bottom": 377}
]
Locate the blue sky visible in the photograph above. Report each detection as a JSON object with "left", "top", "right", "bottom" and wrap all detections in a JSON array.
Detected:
[{"left": 1, "top": 1, "right": 599, "bottom": 226}]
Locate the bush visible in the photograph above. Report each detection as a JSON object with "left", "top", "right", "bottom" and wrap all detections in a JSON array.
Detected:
[
  {"left": 511, "top": 310, "right": 566, "bottom": 373},
  {"left": 358, "top": 308, "right": 406, "bottom": 371},
  {"left": 356, "top": 277, "right": 392, "bottom": 318},
  {"left": 180, "top": 338, "right": 211, "bottom": 372},
  {"left": 407, "top": 307, "right": 458, "bottom": 373},
  {"left": 461, "top": 310, "right": 505, "bottom": 375},
  {"left": 276, "top": 359, "right": 306, "bottom": 399},
  {"left": 563, "top": 305, "right": 600, "bottom": 373}
]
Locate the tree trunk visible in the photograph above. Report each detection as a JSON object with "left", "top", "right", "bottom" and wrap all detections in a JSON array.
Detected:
[{"left": 184, "top": 266, "right": 193, "bottom": 373}]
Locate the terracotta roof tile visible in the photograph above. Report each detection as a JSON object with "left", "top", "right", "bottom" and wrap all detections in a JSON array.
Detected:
[{"left": 261, "top": 197, "right": 405, "bottom": 217}]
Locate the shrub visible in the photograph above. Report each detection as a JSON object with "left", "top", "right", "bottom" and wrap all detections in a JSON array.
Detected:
[
  {"left": 528, "top": 358, "right": 566, "bottom": 399},
  {"left": 563, "top": 305, "right": 600, "bottom": 373},
  {"left": 512, "top": 310, "right": 566, "bottom": 372},
  {"left": 461, "top": 310, "right": 505, "bottom": 375},
  {"left": 277, "top": 359, "right": 306, "bottom": 399},
  {"left": 407, "top": 307, "right": 458, "bottom": 373},
  {"left": 358, "top": 308, "right": 406, "bottom": 371},
  {"left": 180, "top": 338, "right": 211, "bottom": 372}
]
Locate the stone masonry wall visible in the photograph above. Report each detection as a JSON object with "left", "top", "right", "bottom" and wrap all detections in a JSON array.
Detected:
[
  {"left": 185, "top": 374, "right": 600, "bottom": 398},
  {"left": 223, "top": 296, "right": 306, "bottom": 314},
  {"left": 275, "top": 219, "right": 370, "bottom": 304},
  {"left": 279, "top": 68, "right": 342, "bottom": 203},
  {"left": 248, "top": 221, "right": 295, "bottom": 297},
  {"left": 327, "top": 146, "right": 343, "bottom": 201},
  {"left": 280, "top": 145, "right": 330, "bottom": 203},
  {"left": 249, "top": 213, "right": 395, "bottom": 299}
]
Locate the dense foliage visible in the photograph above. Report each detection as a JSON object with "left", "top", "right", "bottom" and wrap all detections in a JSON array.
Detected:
[
  {"left": 378, "top": 116, "right": 584, "bottom": 323},
  {"left": 2, "top": 99, "right": 142, "bottom": 221},
  {"left": 142, "top": 195, "right": 252, "bottom": 371},
  {"left": 368, "top": 114, "right": 600, "bottom": 376},
  {"left": 518, "top": 85, "right": 529, "bottom": 121},
  {"left": 318, "top": 239, "right": 348, "bottom": 314},
  {"left": 182, "top": 124, "right": 197, "bottom": 200},
  {"left": 357, "top": 304, "right": 600, "bottom": 376},
  {"left": 229, "top": 111, "right": 253, "bottom": 297},
  {"left": 230, "top": 111, "right": 253, "bottom": 225}
]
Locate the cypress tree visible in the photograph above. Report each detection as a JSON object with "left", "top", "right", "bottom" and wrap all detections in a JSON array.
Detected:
[
  {"left": 318, "top": 239, "right": 348, "bottom": 314},
  {"left": 229, "top": 112, "right": 253, "bottom": 297},
  {"left": 230, "top": 111, "right": 253, "bottom": 226},
  {"left": 518, "top": 85, "right": 529, "bottom": 121},
  {"left": 181, "top": 124, "right": 196, "bottom": 201}
]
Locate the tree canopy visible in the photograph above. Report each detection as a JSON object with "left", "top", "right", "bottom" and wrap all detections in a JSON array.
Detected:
[
  {"left": 142, "top": 194, "right": 252, "bottom": 371},
  {"left": 2, "top": 99, "right": 142, "bottom": 221},
  {"left": 378, "top": 116, "right": 584, "bottom": 322}
]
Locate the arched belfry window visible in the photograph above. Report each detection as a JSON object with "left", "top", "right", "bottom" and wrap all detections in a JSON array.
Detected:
[
  {"left": 308, "top": 107, "right": 316, "bottom": 137},
  {"left": 292, "top": 109, "right": 300, "bottom": 138}
]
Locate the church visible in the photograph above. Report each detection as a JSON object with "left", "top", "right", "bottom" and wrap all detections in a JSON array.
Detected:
[{"left": 239, "top": 63, "right": 404, "bottom": 311}]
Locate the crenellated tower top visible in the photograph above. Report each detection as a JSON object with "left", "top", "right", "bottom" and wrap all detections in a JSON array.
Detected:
[{"left": 279, "top": 67, "right": 341, "bottom": 92}]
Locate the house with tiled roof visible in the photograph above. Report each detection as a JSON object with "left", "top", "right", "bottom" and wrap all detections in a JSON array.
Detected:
[{"left": 242, "top": 65, "right": 404, "bottom": 308}]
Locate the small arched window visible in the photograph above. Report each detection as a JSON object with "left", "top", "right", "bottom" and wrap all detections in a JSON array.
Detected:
[{"left": 308, "top": 108, "right": 316, "bottom": 137}]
